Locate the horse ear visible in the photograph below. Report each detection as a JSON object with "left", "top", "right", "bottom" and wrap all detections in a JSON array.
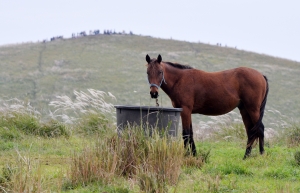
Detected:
[
  {"left": 146, "top": 54, "right": 151, "bottom": 64},
  {"left": 157, "top": 54, "right": 162, "bottom": 63}
]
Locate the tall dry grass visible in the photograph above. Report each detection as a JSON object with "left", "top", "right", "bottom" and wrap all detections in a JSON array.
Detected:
[
  {"left": 0, "top": 98, "right": 40, "bottom": 119},
  {"left": 48, "top": 89, "right": 207, "bottom": 192},
  {"left": 66, "top": 127, "right": 187, "bottom": 192},
  {"left": 0, "top": 98, "right": 69, "bottom": 138},
  {"left": 49, "top": 89, "right": 116, "bottom": 124},
  {"left": 0, "top": 149, "right": 62, "bottom": 193}
]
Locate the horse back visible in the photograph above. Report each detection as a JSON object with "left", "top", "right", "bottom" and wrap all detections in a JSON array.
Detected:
[{"left": 180, "top": 67, "right": 267, "bottom": 115}]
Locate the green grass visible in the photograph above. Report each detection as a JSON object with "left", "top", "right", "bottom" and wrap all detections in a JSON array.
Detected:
[
  {"left": 0, "top": 110, "right": 300, "bottom": 192},
  {"left": 0, "top": 112, "right": 69, "bottom": 139},
  {"left": 2, "top": 138, "right": 298, "bottom": 192},
  {"left": 173, "top": 142, "right": 300, "bottom": 193}
]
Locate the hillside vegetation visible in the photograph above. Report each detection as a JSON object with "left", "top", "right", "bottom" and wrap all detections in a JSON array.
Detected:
[
  {"left": 0, "top": 34, "right": 299, "bottom": 126},
  {"left": 0, "top": 71, "right": 300, "bottom": 192}
]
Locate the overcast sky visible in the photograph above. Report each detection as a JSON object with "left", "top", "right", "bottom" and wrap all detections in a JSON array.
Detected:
[{"left": 1, "top": 0, "right": 299, "bottom": 62}]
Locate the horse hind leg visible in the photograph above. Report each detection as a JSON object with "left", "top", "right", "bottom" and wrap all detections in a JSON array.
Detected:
[
  {"left": 246, "top": 117, "right": 265, "bottom": 158},
  {"left": 239, "top": 106, "right": 256, "bottom": 159},
  {"left": 259, "top": 122, "right": 265, "bottom": 155},
  {"left": 240, "top": 107, "right": 265, "bottom": 159}
]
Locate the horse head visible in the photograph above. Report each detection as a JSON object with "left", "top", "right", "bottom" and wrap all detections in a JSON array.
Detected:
[{"left": 145, "top": 54, "right": 166, "bottom": 99}]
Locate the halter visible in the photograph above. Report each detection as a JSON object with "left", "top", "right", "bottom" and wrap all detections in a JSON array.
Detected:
[{"left": 148, "top": 71, "right": 167, "bottom": 89}]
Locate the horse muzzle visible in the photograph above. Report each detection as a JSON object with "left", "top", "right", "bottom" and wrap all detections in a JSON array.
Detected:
[
  {"left": 149, "top": 83, "right": 160, "bottom": 98},
  {"left": 150, "top": 91, "right": 159, "bottom": 98}
]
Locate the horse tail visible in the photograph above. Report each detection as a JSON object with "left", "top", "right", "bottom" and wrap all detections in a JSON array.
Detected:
[{"left": 248, "top": 75, "right": 269, "bottom": 146}]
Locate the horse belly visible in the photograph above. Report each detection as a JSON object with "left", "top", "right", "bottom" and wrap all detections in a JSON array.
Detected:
[{"left": 192, "top": 97, "right": 240, "bottom": 116}]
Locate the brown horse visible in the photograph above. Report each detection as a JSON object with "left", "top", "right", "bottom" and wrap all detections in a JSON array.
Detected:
[{"left": 145, "top": 54, "right": 269, "bottom": 159}]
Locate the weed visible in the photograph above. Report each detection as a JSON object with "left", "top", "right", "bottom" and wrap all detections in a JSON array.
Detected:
[
  {"left": 1, "top": 112, "right": 40, "bottom": 135},
  {"left": 214, "top": 123, "right": 246, "bottom": 142},
  {"left": 39, "top": 120, "right": 70, "bottom": 138},
  {"left": 198, "top": 148, "right": 211, "bottom": 163},
  {"left": 67, "top": 127, "right": 186, "bottom": 192},
  {"left": 0, "top": 126, "right": 21, "bottom": 141},
  {"left": 49, "top": 89, "right": 116, "bottom": 124},
  {"left": 264, "top": 168, "right": 291, "bottom": 179},
  {"left": 286, "top": 123, "right": 300, "bottom": 147},
  {"left": 194, "top": 111, "right": 246, "bottom": 142},
  {"left": 0, "top": 141, "right": 14, "bottom": 151},
  {"left": 219, "top": 162, "right": 253, "bottom": 176},
  {"left": 294, "top": 151, "right": 300, "bottom": 166},
  {"left": 76, "top": 113, "right": 111, "bottom": 135},
  {"left": 0, "top": 149, "right": 60, "bottom": 192},
  {"left": 0, "top": 163, "right": 14, "bottom": 184},
  {"left": 138, "top": 173, "right": 158, "bottom": 193},
  {"left": 0, "top": 112, "right": 69, "bottom": 138},
  {"left": 206, "top": 175, "right": 220, "bottom": 193},
  {"left": 183, "top": 154, "right": 205, "bottom": 169}
]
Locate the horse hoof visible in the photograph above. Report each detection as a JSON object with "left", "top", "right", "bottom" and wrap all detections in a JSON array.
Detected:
[{"left": 243, "top": 154, "right": 250, "bottom": 160}]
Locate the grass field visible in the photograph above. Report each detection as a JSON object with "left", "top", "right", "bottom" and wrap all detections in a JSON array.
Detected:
[
  {"left": 0, "top": 92, "right": 299, "bottom": 192},
  {"left": 1, "top": 119, "right": 300, "bottom": 192}
]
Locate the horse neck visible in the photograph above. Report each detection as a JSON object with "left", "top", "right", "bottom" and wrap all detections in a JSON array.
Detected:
[{"left": 160, "top": 63, "right": 182, "bottom": 95}]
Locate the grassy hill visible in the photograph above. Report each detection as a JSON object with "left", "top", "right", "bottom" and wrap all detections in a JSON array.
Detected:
[{"left": 0, "top": 34, "right": 299, "bottom": 127}]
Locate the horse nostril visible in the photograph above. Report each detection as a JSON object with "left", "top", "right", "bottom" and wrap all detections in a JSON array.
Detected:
[{"left": 150, "top": 92, "right": 159, "bottom": 99}]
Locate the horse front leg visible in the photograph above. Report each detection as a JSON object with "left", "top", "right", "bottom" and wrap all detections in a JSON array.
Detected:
[{"left": 181, "top": 108, "right": 197, "bottom": 156}]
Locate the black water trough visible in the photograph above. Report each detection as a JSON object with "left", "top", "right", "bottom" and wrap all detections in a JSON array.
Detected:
[{"left": 114, "top": 105, "right": 182, "bottom": 136}]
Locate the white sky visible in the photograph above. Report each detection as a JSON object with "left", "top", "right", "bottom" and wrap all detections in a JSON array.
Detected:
[{"left": 1, "top": 0, "right": 299, "bottom": 62}]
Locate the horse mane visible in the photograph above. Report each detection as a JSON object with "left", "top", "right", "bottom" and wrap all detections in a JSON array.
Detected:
[{"left": 164, "top": 61, "right": 193, "bottom": 69}]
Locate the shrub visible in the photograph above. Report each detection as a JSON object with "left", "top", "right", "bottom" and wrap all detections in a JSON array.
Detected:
[
  {"left": 219, "top": 162, "right": 253, "bottom": 176},
  {"left": 0, "top": 151, "right": 53, "bottom": 192},
  {"left": 76, "top": 113, "right": 111, "bottom": 135},
  {"left": 295, "top": 151, "right": 300, "bottom": 166},
  {"left": 0, "top": 112, "right": 69, "bottom": 138},
  {"left": 213, "top": 123, "right": 246, "bottom": 142},
  {"left": 182, "top": 147, "right": 210, "bottom": 169},
  {"left": 0, "top": 98, "right": 41, "bottom": 134},
  {"left": 264, "top": 168, "right": 290, "bottom": 179},
  {"left": 286, "top": 123, "right": 300, "bottom": 147},
  {"left": 39, "top": 120, "right": 70, "bottom": 138},
  {"left": 0, "top": 141, "right": 14, "bottom": 151},
  {"left": 0, "top": 163, "right": 14, "bottom": 184},
  {"left": 0, "top": 126, "right": 22, "bottom": 141},
  {"left": 49, "top": 89, "right": 116, "bottom": 124},
  {"left": 0, "top": 111, "right": 40, "bottom": 135},
  {"left": 196, "top": 111, "right": 246, "bottom": 142},
  {"left": 138, "top": 173, "right": 158, "bottom": 193},
  {"left": 9, "top": 113, "right": 41, "bottom": 135},
  {"left": 67, "top": 127, "right": 187, "bottom": 192},
  {"left": 182, "top": 155, "right": 204, "bottom": 169}
]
